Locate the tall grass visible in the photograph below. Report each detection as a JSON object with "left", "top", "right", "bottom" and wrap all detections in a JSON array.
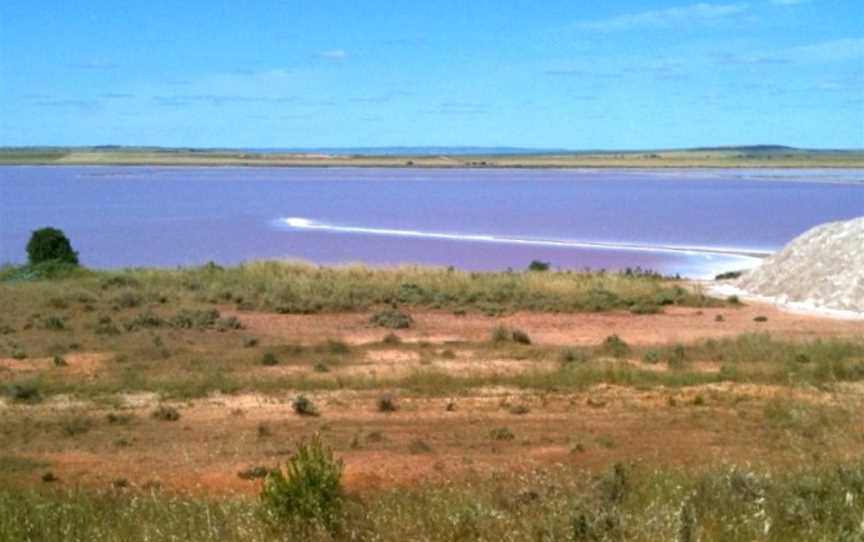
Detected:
[
  {"left": 1, "top": 462, "right": 862, "bottom": 541},
  {"left": 1, "top": 261, "right": 719, "bottom": 314}
]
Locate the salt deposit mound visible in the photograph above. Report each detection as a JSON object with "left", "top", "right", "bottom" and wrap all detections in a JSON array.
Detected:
[{"left": 734, "top": 216, "right": 864, "bottom": 314}]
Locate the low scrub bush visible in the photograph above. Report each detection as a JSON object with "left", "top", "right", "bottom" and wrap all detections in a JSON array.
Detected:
[
  {"left": 601, "top": 335, "right": 630, "bottom": 358},
  {"left": 376, "top": 394, "right": 398, "bottom": 413},
  {"left": 261, "top": 435, "right": 344, "bottom": 532},
  {"left": 489, "top": 426, "right": 515, "bottom": 441},
  {"left": 151, "top": 405, "right": 181, "bottom": 421},
  {"left": 371, "top": 309, "right": 414, "bottom": 329},
  {"left": 293, "top": 395, "right": 320, "bottom": 417}
]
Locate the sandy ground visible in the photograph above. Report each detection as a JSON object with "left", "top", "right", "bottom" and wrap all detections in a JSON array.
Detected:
[
  {"left": 2, "top": 300, "right": 863, "bottom": 496},
  {"left": 230, "top": 301, "right": 864, "bottom": 346}
]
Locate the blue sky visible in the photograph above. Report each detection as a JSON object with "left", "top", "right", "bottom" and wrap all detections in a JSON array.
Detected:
[{"left": 1, "top": 0, "right": 862, "bottom": 149}]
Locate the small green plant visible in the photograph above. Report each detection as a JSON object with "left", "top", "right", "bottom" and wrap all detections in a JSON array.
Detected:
[
  {"left": 261, "top": 435, "right": 344, "bottom": 532},
  {"left": 376, "top": 394, "right": 398, "bottom": 413},
  {"left": 601, "top": 334, "right": 630, "bottom": 358},
  {"left": 727, "top": 295, "right": 741, "bottom": 305},
  {"left": 509, "top": 404, "right": 530, "bottom": 415},
  {"left": 293, "top": 395, "right": 320, "bottom": 417},
  {"left": 491, "top": 325, "right": 511, "bottom": 343},
  {"left": 43, "top": 316, "right": 65, "bottom": 331},
  {"left": 408, "top": 439, "right": 432, "bottom": 454},
  {"left": 243, "top": 337, "right": 259, "bottom": 348},
  {"left": 238, "top": 466, "right": 271, "bottom": 480},
  {"left": 527, "top": 260, "right": 550, "bottom": 272},
  {"left": 561, "top": 348, "right": 590, "bottom": 366},
  {"left": 52, "top": 355, "right": 68, "bottom": 367},
  {"left": 381, "top": 332, "right": 401, "bottom": 344},
  {"left": 754, "top": 316, "right": 768, "bottom": 322},
  {"left": 106, "top": 412, "right": 135, "bottom": 425},
  {"left": 60, "top": 415, "right": 93, "bottom": 437},
  {"left": 643, "top": 350, "right": 661, "bottom": 364},
  {"left": 259, "top": 352, "right": 279, "bottom": 366},
  {"left": 715, "top": 314, "right": 725, "bottom": 322},
  {"left": 41, "top": 471, "right": 59, "bottom": 483},
  {"left": 9, "top": 384, "right": 40, "bottom": 403},
  {"left": 489, "top": 426, "right": 515, "bottom": 441},
  {"left": 511, "top": 329, "right": 532, "bottom": 345},
  {"left": 371, "top": 309, "right": 414, "bottom": 329},
  {"left": 313, "top": 362, "right": 330, "bottom": 373},
  {"left": 257, "top": 423, "right": 273, "bottom": 438},
  {"left": 151, "top": 405, "right": 181, "bottom": 421},
  {"left": 10, "top": 348, "right": 27, "bottom": 360},
  {"left": 318, "top": 340, "right": 350, "bottom": 355},
  {"left": 692, "top": 394, "right": 706, "bottom": 406}
]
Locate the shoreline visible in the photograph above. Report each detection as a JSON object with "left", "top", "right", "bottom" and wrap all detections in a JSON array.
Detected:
[{"left": 709, "top": 282, "right": 864, "bottom": 321}]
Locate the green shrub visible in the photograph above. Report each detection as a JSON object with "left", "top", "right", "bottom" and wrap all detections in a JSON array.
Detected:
[
  {"left": 527, "top": 260, "right": 550, "bottom": 272},
  {"left": 243, "top": 337, "right": 259, "bottom": 348},
  {"left": 26, "top": 227, "right": 79, "bottom": 266},
  {"left": 371, "top": 309, "right": 414, "bottom": 329},
  {"left": 754, "top": 316, "right": 768, "bottom": 322},
  {"left": 509, "top": 404, "right": 530, "bottom": 415},
  {"left": 601, "top": 334, "right": 630, "bottom": 358},
  {"left": 151, "top": 405, "right": 181, "bottom": 421},
  {"left": 489, "top": 426, "right": 515, "bottom": 440},
  {"left": 408, "top": 439, "right": 432, "bottom": 454},
  {"left": 643, "top": 350, "right": 661, "bottom": 364},
  {"left": 491, "top": 325, "right": 511, "bottom": 343},
  {"left": 511, "top": 329, "right": 532, "bottom": 345},
  {"left": 261, "top": 435, "right": 344, "bottom": 532},
  {"left": 113, "top": 290, "right": 143, "bottom": 309},
  {"left": 382, "top": 332, "right": 401, "bottom": 344},
  {"left": 317, "top": 340, "right": 350, "bottom": 355},
  {"left": 560, "top": 348, "right": 590, "bottom": 366},
  {"left": 293, "top": 395, "right": 320, "bottom": 417},
  {"left": 43, "top": 315, "right": 65, "bottom": 331},
  {"left": 313, "top": 362, "right": 330, "bottom": 373},
  {"left": 376, "top": 394, "right": 398, "bottom": 412},
  {"left": 9, "top": 383, "right": 40, "bottom": 403},
  {"left": 60, "top": 415, "right": 93, "bottom": 437},
  {"left": 52, "top": 355, "right": 68, "bottom": 367},
  {"left": 259, "top": 352, "right": 279, "bottom": 366},
  {"left": 238, "top": 466, "right": 271, "bottom": 480}
]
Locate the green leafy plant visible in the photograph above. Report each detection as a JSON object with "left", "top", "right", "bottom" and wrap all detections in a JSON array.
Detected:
[
  {"left": 26, "top": 227, "right": 79, "bottom": 266},
  {"left": 260, "top": 435, "right": 344, "bottom": 532}
]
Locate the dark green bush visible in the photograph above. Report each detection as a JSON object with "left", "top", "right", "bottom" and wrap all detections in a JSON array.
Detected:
[
  {"left": 601, "top": 335, "right": 630, "bottom": 358},
  {"left": 511, "top": 329, "right": 532, "bottom": 345},
  {"left": 259, "top": 352, "right": 279, "bottom": 366},
  {"left": 376, "top": 394, "right": 398, "bottom": 412},
  {"left": 371, "top": 309, "right": 414, "bottom": 329},
  {"left": 26, "top": 227, "right": 79, "bottom": 266},
  {"left": 261, "top": 435, "right": 344, "bottom": 532},
  {"left": 151, "top": 405, "right": 181, "bottom": 421},
  {"left": 527, "top": 260, "right": 550, "bottom": 272},
  {"left": 293, "top": 395, "right": 320, "bottom": 417}
]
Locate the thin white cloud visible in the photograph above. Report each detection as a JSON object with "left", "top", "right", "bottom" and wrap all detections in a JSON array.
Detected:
[
  {"left": 770, "top": 0, "right": 809, "bottom": 6},
  {"left": 574, "top": 3, "right": 749, "bottom": 31},
  {"left": 318, "top": 49, "right": 347, "bottom": 60},
  {"left": 785, "top": 38, "right": 864, "bottom": 62}
]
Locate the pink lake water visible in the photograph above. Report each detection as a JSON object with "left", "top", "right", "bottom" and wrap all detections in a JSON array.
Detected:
[{"left": 1, "top": 166, "right": 862, "bottom": 278}]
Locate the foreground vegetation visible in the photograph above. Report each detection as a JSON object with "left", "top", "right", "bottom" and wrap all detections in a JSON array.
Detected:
[
  {"left": 0, "top": 260, "right": 718, "bottom": 316},
  {"left": 2, "top": 460, "right": 863, "bottom": 541}
]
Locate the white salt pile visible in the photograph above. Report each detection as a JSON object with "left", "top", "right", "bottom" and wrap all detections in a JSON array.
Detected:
[{"left": 715, "top": 216, "right": 864, "bottom": 318}]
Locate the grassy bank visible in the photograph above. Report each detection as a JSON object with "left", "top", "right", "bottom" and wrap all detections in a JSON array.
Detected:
[
  {"left": 2, "top": 462, "right": 862, "bottom": 541},
  {"left": 0, "top": 260, "right": 717, "bottom": 316}
]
